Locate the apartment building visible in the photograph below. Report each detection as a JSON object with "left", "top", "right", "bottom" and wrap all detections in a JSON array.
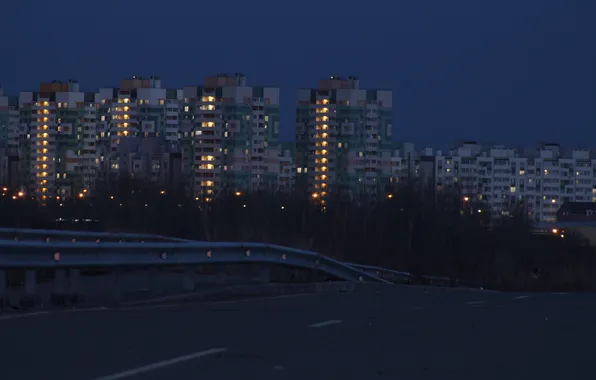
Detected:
[
  {"left": 18, "top": 81, "right": 98, "bottom": 200},
  {"left": 296, "top": 76, "right": 393, "bottom": 202},
  {"left": 0, "top": 87, "right": 19, "bottom": 153},
  {"left": 427, "top": 142, "right": 596, "bottom": 223},
  {"left": 182, "top": 74, "right": 281, "bottom": 201},
  {"left": 0, "top": 88, "right": 19, "bottom": 187},
  {"left": 95, "top": 76, "right": 183, "bottom": 185}
]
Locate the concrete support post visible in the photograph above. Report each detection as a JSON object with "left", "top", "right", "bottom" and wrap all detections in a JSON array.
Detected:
[
  {"left": 69, "top": 269, "right": 80, "bottom": 294},
  {"left": 147, "top": 267, "right": 158, "bottom": 294},
  {"left": 0, "top": 270, "right": 6, "bottom": 309},
  {"left": 183, "top": 268, "right": 196, "bottom": 291},
  {"left": 25, "top": 270, "right": 37, "bottom": 295},
  {"left": 51, "top": 269, "right": 67, "bottom": 306},
  {"left": 21, "top": 269, "right": 38, "bottom": 307},
  {"left": 255, "top": 264, "right": 271, "bottom": 284},
  {"left": 69, "top": 268, "right": 83, "bottom": 305},
  {"left": 215, "top": 264, "right": 226, "bottom": 285},
  {"left": 111, "top": 268, "right": 123, "bottom": 304}
]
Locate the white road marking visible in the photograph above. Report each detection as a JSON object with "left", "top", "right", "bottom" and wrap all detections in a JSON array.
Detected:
[
  {"left": 514, "top": 295, "right": 530, "bottom": 300},
  {"left": 64, "top": 306, "right": 109, "bottom": 313},
  {"left": 0, "top": 306, "right": 108, "bottom": 321},
  {"left": 90, "top": 348, "right": 226, "bottom": 380},
  {"left": 309, "top": 319, "right": 342, "bottom": 328},
  {"left": 0, "top": 311, "right": 50, "bottom": 321},
  {"left": 466, "top": 301, "right": 484, "bottom": 305},
  {"left": 121, "top": 292, "right": 325, "bottom": 311}
]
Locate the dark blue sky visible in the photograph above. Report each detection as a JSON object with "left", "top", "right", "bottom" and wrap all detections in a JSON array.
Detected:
[{"left": 1, "top": 0, "right": 594, "bottom": 147}]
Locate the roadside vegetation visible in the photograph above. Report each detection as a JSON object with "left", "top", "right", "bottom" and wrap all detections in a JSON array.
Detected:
[{"left": 1, "top": 177, "right": 594, "bottom": 292}]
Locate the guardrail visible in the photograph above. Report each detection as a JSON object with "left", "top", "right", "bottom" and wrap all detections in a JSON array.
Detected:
[
  {"left": 0, "top": 229, "right": 392, "bottom": 309},
  {"left": 0, "top": 227, "right": 190, "bottom": 243},
  {"left": 348, "top": 263, "right": 453, "bottom": 287},
  {"left": 0, "top": 227, "right": 468, "bottom": 311}
]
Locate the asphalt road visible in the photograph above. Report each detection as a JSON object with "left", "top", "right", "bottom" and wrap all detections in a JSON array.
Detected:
[{"left": 1, "top": 285, "right": 594, "bottom": 379}]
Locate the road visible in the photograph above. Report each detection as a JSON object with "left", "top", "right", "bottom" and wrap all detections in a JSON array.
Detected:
[{"left": 1, "top": 285, "right": 594, "bottom": 379}]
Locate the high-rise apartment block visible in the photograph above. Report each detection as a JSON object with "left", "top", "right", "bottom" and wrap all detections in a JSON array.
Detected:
[
  {"left": 182, "top": 74, "right": 281, "bottom": 200},
  {"left": 3, "top": 75, "right": 596, "bottom": 224},
  {"left": 18, "top": 81, "right": 97, "bottom": 200},
  {"left": 296, "top": 76, "right": 393, "bottom": 201},
  {"left": 95, "top": 76, "right": 183, "bottom": 185}
]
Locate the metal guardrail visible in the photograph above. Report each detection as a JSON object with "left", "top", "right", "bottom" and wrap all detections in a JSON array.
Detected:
[
  {"left": 348, "top": 263, "right": 452, "bottom": 286},
  {"left": 0, "top": 228, "right": 480, "bottom": 311},
  {"left": 0, "top": 227, "right": 190, "bottom": 243},
  {"left": 0, "top": 235, "right": 389, "bottom": 284},
  {"left": 0, "top": 227, "right": 458, "bottom": 286}
]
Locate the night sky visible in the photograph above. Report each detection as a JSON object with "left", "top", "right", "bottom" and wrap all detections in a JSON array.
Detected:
[{"left": 1, "top": 0, "right": 594, "bottom": 148}]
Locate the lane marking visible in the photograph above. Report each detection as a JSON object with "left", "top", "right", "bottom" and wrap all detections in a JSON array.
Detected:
[
  {"left": 90, "top": 348, "right": 226, "bottom": 380},
  {"left": 0, "top": 311, "right": 50, "bottom": 321},
  {"left": 514, "top": 295, "right": 530, "bottom": 300},
  {"left": 309, "top": 319, "right": 342, "bottom": 328},
  {"left": 120, "top": 292, "right": 327, "bottom": 311},
  {"left": 64, "top": 306, "right": 109, "bottom": 313},
  {"left": 0, "top": 306, "right": 109, "bottom": 321},
  {"left": 211, "top": 293, "right": 313, "bottom": 305},
  {"left": 466, "top": 301, "right": 484, "bottom": 305}
]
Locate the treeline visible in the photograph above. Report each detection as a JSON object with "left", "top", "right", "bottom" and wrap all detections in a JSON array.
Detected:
[{"left": 1, "top": 178, "right": 595, "bottom": 292}]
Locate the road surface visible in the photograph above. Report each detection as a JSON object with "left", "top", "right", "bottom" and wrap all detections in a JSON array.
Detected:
[{"left": 1, "top": 285, "right": 594, "bottom": 379}]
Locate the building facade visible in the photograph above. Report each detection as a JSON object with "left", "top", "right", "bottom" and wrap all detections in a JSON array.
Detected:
[
  {"left": 0, "top": 88, "right": 19, "bottom": 187},
  {"left": 17, "top": 81, "right": 97, "bottom": 200},
  {"left": 4, "top": 75, "right": 596, "bottom": 218},
  {"left": 296, "top": 76, "right": 393, "bottom": 202},
  {"left": 424, "top": 142, "right": 596, "bottom": 223},
  {"left": 95, "top": 76, "right": 183, "bottom": 187},
  {"left": 183, "top": 74, "right": 281, "bottom": 201}
]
